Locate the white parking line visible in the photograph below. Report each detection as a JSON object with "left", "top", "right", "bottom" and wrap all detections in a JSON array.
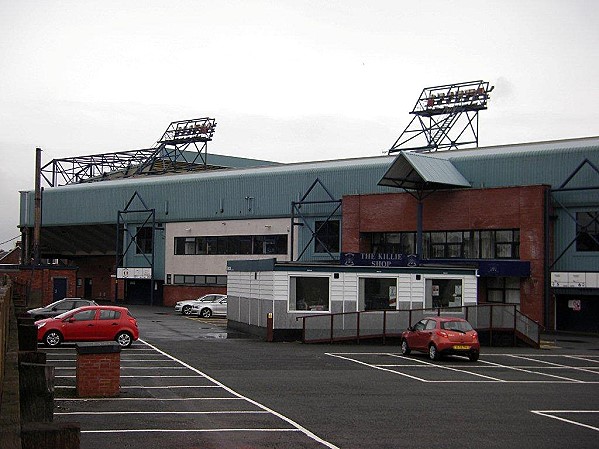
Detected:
[
  {"left": 531, "top": 410, "right": 599, "bottom": 432},
  {"left": 55, "top": 375, "right": 199, "bottom": 378},
  {"left": 566, "top": 355, "right": 599, "bottom": 364},
  {"left": 325, "top": 353, "right": 428, "bottom": 382},
  {"left": 83, "top": 428, "right": 300, "bottom": 434},
  {"left": 506, "top": 354, "right": 599, "bottom": 376},
  {"left": 140, "top": 339, "right": 340, "bottom": 449},
  {"left": 479, "top": 359, "right": 586, "bottom": 383},
  {"left": 47, "top": 341, "right": 340, "bottom": 448},
  {"left": 56, "top": 410, "right": 269, "bottom": 416},
  {"left": 326, "top": 352, "right": 599, "bottom": 383},
  {"left": 55, "top": 397, "right": 243, "bottom": 401},
  {"left": 386, "top": 353, "right": 505, "bottom": 382}
]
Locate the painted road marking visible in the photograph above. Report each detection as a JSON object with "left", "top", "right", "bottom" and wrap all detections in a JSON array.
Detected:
[
  {"left": 326, "top": 352, "right": 599, "bottom": 383},
  {"left": 46, "top": 340, "right": 340, "bottom": 448},
  {"left": 531, "top": 411, "right": 599, "bottom": 432}
]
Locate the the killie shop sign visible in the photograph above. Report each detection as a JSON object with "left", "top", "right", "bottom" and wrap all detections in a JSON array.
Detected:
[{"left": 340, "top": 253, "right": 419, "bottom": 268}]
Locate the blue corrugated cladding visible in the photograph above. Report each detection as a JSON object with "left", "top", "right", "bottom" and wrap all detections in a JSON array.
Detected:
[
  {"left": 19, "top": 139, "right": 599, "bottom": 271},
  {"left": 20, "top": 157, "right": 398, "bottom": 227}
]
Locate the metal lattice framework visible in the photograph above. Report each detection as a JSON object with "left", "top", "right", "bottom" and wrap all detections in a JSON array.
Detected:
[
  {"left": 389, "top": 80, "right": 494, "bottom": 153},
  {"left": 40, "top": 118, "right": 217, "bottom": 187},
  {"left": 290, "top": 178, "right": 342, "bottom": 262}
]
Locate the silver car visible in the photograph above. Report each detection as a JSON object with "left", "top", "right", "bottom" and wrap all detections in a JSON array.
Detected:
[
  {"left": 191, "top": 296, "right": 227, "bottom": 318},
  {"left": 27, "top": 298, "right": 98, "bottom": 320},
  {"left": 174, "top": 294, "right": 226, "bottom": 316}
]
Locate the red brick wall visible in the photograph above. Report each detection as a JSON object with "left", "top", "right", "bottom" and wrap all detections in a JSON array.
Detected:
[
  {"left": 0, "top": 267, "right": 77, "bottom": 307},
  {"left": 76, "top": 352, "right": 120, "bottom": 397},
  {"left": 73, "top": 256, "right": 115, "bottom": 302},
  {"left": 342, "top": 185, "right": 548, "bottom": 324},
  {"left": 163, "top": 285, "right": 227, "bottom": 307}
]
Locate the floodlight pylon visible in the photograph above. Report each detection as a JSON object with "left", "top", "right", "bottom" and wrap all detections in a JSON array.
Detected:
[{"left": 389, "top": 80, "right": 494, "bottom": 153}]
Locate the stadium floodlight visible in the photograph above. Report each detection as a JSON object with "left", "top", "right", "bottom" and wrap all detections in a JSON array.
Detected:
[
  {"left": 389, "top": 80, "right": 494, "bottom": 153},
  {"left": 158, "top": 118, "right": 217, "bottom": 145}
]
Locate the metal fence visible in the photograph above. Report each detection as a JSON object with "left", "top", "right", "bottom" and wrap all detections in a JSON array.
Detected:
[{"left": 297, "top": 303, "right": 542, "bottom": 348}]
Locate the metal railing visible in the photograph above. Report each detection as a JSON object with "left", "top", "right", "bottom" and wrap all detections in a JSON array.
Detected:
[{"left": 297, "top": 304, "right": 543, "bottom": 348}]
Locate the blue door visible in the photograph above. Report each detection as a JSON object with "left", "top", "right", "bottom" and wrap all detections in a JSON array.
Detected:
[{"left": 53, "top": 278, "right": 67, "bottom": 302}]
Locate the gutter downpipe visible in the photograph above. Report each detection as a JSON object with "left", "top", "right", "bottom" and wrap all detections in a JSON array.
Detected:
[
  {"left": 544, "top": 187, "right": 551, "bottom": 331},
  {"left": 33, "top": 148, "right": 42, "bottom": 266}
]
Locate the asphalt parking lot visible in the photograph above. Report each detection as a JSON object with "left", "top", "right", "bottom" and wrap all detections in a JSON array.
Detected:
[{"left": 44, "top": 305, "right": 599, "bottom": 449}]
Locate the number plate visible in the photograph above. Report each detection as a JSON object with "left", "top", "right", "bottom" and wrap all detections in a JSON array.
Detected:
[{"left": 453, "top": 345, "right": 470, "bottom": 350}]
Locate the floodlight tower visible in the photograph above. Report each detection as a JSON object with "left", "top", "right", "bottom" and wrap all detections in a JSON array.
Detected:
[
  {"left": 389, "top": 80, "right": 494, "bottom": 153},
  {"left": 40, "top": 117, "right": 218, "bottom": 186},
  {"left": 140, "top": 117, "right": 218, "bottom": 173}
]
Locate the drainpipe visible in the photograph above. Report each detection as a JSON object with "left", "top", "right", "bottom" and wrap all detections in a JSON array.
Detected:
[
  {"left": 543, "top": 187, "right": 551, "bottom": 330},
  {"left": 33, "top": 147, "right": 42, "bottom": 266},
  {"left": 416, "top": 199, "right": 423, "bottom": 258}
]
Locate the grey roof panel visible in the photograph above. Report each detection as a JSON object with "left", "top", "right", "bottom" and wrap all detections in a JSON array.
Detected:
[{"left": 378, "top": 151, "right": 471, "bottom": 190}]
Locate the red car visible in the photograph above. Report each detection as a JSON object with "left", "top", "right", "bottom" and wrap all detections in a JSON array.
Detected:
[
  {"left": 400, "top": 316, "right": 480, "bottom": 361},
  {"left": 36, "top": 305, "right": 139, "bottom": 348}
]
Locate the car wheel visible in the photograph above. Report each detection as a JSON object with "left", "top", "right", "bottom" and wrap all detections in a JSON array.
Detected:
[
  {"left": 44, "top": 330, "right": 63, "bottom": 347},
  {"left": 182, "top": 305, "right": 192, "bottom": 316},
  {"left": 200, "top": 308, "right": 212, "bottom": 318},
  {"left": 400, "top": 339, "right": 411, "bottom": 355},
  {"left": 468, "top": 351, "right": 480, "bottom": 362},
  {"left": 428, "top": 343, "right": 440, "bottom": 361},
  {"left": 115, "top": 331, "right": 133, "bottom": 348}
]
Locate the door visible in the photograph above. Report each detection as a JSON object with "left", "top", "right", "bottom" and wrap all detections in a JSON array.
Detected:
[
  {"left": 408, "top": 319, "right": 429, "bottom": 350},
  {"left": 53, "top": 278, "right": 67, "bottom": 302},
  {"left": 96, "top": 309, "right": 122, "bottom": 339},
  {"left": 84, "top": 278, "right": 93, "bottom": 299},
  {"left": 212, "top": 298, "right": 228, "bottom": 316},
  {"left": 61, "top": 309, "right": 98, "bottom": 341}
]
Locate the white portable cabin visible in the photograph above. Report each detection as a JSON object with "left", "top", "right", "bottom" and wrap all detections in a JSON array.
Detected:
[{"left": 226, "top": 259, "right": 478, "bottom": 340}]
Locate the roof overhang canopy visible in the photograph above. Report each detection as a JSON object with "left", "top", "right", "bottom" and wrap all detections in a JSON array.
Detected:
[{"left": 378, "top": 151, "right": 471, "bottom": 191}]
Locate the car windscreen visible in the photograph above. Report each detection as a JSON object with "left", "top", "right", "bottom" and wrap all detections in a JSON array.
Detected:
[{"left": 441, "top": 321, "right": 473, "bottom": 332}]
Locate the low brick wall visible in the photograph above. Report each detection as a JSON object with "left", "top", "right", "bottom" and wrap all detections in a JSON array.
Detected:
[{"left": 76, "top": 342, "right": 121, "bottom": 397}]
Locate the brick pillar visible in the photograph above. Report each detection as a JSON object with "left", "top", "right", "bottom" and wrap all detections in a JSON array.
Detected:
[{"left": 75, "top": 342, "right": 120, "bottom": 397}]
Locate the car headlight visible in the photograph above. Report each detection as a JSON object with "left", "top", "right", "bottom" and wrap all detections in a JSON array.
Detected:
[{"left": 37, "top": 322, "right": 46, "bottom": 329}]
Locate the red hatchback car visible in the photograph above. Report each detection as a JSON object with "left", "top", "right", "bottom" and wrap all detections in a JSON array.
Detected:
[
  {"left": 400, "top": 316, "right": 480, "bottom": 361},
  {"left": 36, "top": 305, "right": 139, "bottom": 348}
]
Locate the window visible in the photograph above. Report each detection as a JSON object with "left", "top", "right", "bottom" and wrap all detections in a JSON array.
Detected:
[
  {"left": 413, "top": 320, "right": 426, "bottom": 331},
  {"left": 425, "top": 320, "right": 437, "bottom": 330},
  {"left": 367, "top": 229, "right": 520, "bottom": 259},
  {"left": 370, "top": 232, "right": 416, "bottom": 254},
  {"left": 135, "top": 227, "right": 153, "bottom": 254},
  {"left": 314, "top": 220, "right": 340, "bottom": 253},
  {"left": 576, "top": 211, "right": 599, "bottom": 251},
  {"left": 55, "top": 301, "right": 73, "bottom": 311},
  {"left": 174, "top": 234, "right": 288, "bottom": 255},
  {"left": 426, "top": 279, "right": 463, "bottom": 308},
  {"left": 289, "top": 276, "right": 329, "bottom": 311},
  {"left": 172, "top": 275, "right": 227, "bottom": 286},
  {"left": 99, "top": 310, "right": 121, "bottom": 320},
  {"left": 359, "top": 278, "right": 397, "bottom": 311},
  {"left": 254, "top": 235, "right": 287, "bottom": 254},
  {"left": 486, "top": 277, "right": 520, "bottom": 304},
  {"left": 71, "top": 310, "right": 96, "bottom": 321},
  {"left": 495, "top": 230, "right": 520, "bottom": 259}
]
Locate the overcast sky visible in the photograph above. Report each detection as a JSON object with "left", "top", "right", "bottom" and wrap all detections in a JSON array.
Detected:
[{"left": 1, "top": 0, "right": 598, "bottom": 251}]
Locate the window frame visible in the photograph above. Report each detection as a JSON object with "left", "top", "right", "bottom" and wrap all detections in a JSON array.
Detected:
[
  {"left": 288, "top": 275, "right": 331, "bottom": 313},
  {"left": 576, "top": 211, "right": 599, "bottom": 252},
  {"left": 314, "top": 220, "right": 340, "bottom": 254}
]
